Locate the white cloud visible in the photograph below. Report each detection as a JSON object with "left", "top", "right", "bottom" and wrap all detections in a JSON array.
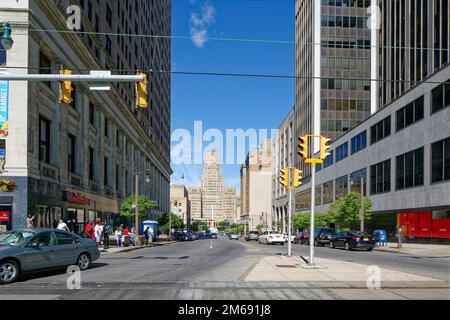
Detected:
[{"left": 189, "top": 3, "right": 216, "bottom": 48}]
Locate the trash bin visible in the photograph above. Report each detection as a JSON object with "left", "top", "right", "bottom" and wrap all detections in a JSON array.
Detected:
[{"left": 374, "top": 229, "right": 388, "bottom": 247}]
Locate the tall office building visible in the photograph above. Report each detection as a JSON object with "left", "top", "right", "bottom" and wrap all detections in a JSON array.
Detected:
[
  {"left": 0, "top": 0, "right": 171, "bottom": 231},
  {"left": 294, "top": 0, "right": 374, "bottom": 173},
  {"left": 379, "top": 0, "right": 450, "bottom": 106},
  {"left": 223, "top": 187, "right": 238, "bottom": 224},
  {"left": 188, "top": 187, "right": 202, "bottom": 222},
  {"left": 240, "top": 141, "right": 273, "bottom": 231}
]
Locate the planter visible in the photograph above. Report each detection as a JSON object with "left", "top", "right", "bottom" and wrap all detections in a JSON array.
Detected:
[{"left": 0, "top": 180, "right": 17, "bottom": 192}]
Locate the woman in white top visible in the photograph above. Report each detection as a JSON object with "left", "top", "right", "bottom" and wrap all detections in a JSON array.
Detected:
[
  {"left": 94, "top": 223, "right": 103, "bottom": 247},
  {"left": 57, "top": 219, "right": 69, "bottom": 232}
]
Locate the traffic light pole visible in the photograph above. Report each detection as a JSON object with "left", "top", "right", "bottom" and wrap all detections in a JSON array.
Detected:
[
  {"left": 309, "top": 164, "right": 316, "bottom": 265},
  {"left": 288, "top": 188, "right": 293, "bottom": 257}
]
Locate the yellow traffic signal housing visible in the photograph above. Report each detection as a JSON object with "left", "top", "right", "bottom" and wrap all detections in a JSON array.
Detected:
[
  {"left": 293, "top": 169, "right": 303, "bottom": 188},
  {"left": 298, "top": 135, "right": 308, "bottom": 160},
  {"left": 279, "top": 169, "right": 289, "bottom": 188},
  {"left": 59, "top": 69, "right": 73, "bottom": 104},
  {"left": 135, "top": 72, "right": 148, "bottom": 108},
  {"left": 320, "top": 136, "right": 332, "bottom": 160}
]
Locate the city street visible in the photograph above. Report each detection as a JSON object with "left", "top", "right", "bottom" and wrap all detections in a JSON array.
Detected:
[{"left": 1, "top": 236, "right": 449, "bottom": 300}]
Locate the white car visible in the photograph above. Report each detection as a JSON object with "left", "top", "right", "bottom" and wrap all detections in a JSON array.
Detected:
[
  {"left": 283, "top": 234, "right": 295, "bottom": 243},
  {"left": 258, "top": 231, "right": 285, "bottom": 245}
]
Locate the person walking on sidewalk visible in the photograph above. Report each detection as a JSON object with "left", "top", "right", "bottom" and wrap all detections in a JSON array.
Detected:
[
  {"left": 95, "top": 221, "right": 103, "bottom": 248},
  {"left": 26, "top": 215, "right": 35, "bottom": 229},
  {"left": 85, "top": 221, "right": 95, "bottom": 240},
  {"left": 144, "top": 226, "right": 151, "bottom": 245},
  {"left": 103, "top": 222, "right": 111, "bottom": 249}
]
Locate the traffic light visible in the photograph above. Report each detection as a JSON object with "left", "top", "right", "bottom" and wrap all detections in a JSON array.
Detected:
[
  {"left": 59, "top": 69, "right": 73, "bottom": 104},
  {"left": 293, "top": 169, "right": 303, "bottom": 188},
  {"left": 135, "top": 72, "right": 148, "bottom": 108},
  {"left": 298, "top": 135, "right": 308, "bottom": 160},
  {"left": 279, "top": 168, "right": 289, "bottom": 188},
  {"left": 320, "top": 136, "right": 332, "bottom": 160}
]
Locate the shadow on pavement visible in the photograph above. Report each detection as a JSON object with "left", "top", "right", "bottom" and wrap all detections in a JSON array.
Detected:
[{"left": 17, "top": 262, "right": 109, "bottom": 282}]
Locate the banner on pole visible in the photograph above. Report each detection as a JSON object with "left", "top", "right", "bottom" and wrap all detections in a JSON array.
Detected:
[{"left": 0, "top": 80, "right": 9, "bottom": 139}]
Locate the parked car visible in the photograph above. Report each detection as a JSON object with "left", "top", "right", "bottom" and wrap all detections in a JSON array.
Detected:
[
  {"left": 294, "top": 232, "right": 309, "bottom": 245},
  {"left": 245, "top": 231, "right": 259, "bottom": 241},
  {"left": 283, "top": 233, "right": 295, "bottom": 243},
  {"left": 197, "top": 231, "right": 208, "bottom": 240},
  {"left": 330, "top": 231, "right": 376, "bottom": 251},
  {"left": 0, "top": 229, "right": 100, "bottom": 284},
  {"left": 210, "top": 232, "right": 218, "bottom": 239},
  {"left": 228, "top": 233, "right": 240, "bottom": 240},
  {"left": 175, "top": 231, "right": 195, "bottom": 241},
  {"left": 258, "top": 231, "right": 285, "bottom": 245},
  {"left": 307, "top": 228, "right": 334, "bottom": 246}
]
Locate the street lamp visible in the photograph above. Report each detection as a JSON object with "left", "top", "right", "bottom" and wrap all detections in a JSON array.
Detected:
[
  {"left": 350, "top": 176, "right": 365, "bottom": 232},
  {"left": 1, "top": 22, "right": 13, "bottom": 51},
  {"left": 134, "top": 169, "right": 151, "bottom": 246}
]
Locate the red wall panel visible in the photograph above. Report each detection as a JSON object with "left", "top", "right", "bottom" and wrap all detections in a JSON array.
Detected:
[{"left": 432, "top": 219, "right": 450, "bottom": 239}]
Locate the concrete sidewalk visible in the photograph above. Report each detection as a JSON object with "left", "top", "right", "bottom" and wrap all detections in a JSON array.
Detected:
[
  {"left": 375, "top": 242, "right": 450, "bottom": 257},
  {"left": 243, "top": 255, "right": 450, "bottom": 300},
  {"left": 100, "top": 241, "right": 177, "bottom": 255}
]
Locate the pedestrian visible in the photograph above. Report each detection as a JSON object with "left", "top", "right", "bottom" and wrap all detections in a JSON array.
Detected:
[
  {"left": 95, "top": 220, "right": 103, "bottom": 248},
  {"left": 57, "top": 219, "right": 70, "bottom": 232},
  {"left": 103, "top": 222, "right": 111, "bottom": 249},
  {"left": 123, "top": 226, "right": 130, "bottom": 246},
  {"left": 85, "top": 221, "right": 95, "bottom": 240},
  {"left": 144, "top": 226, "right": 150, "bottom": 245},
  {"left": 26, "top": 214, "right": 35, "bottom": 229},
  {"left": 73, "top": 218, "right": 79, "bottom": 235},
  {"left": 115, "top": 227, "right": 123, "bottom": 247}
]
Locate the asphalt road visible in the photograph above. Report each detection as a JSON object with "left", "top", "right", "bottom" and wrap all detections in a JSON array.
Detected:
[{"left": 0, "top": 236, "right": 448, "bottom": 300}]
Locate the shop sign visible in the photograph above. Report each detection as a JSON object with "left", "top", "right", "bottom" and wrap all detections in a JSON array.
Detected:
[
  {"left": 0, "top": 211, "right": 9, "bottom": 222},
  {"left": 62, "top": 191, "right": 91, "bottom": 206}
]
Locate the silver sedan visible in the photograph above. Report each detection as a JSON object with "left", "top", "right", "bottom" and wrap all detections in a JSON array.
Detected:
[{"left": 0, "top": 229, "right": 100, "bottom": 284}]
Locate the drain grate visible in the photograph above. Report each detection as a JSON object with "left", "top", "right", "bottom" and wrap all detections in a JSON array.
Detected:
[{"left": 276, "top": 265, "right": 297, "bottom": 268}]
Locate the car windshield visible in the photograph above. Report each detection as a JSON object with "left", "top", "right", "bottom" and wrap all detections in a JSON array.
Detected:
[
  {"left": 353, "top": 231, "right": 371, "bottom": 236},
  {"left": 0, "top": 231, "right": 35, "bottom": 247},
  {"left": 249, "top": 231, "right": 258, "bottom": 234}
]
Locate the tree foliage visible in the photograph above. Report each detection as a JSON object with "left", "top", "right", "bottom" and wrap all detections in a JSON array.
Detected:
[
  {"left": 158, "top": 213, "right": 182, "bottom": 232},
  {"left": 293, "top": 212, "right": 332, "bottom": 231},
  {"left": 120, "top": 195, "right": 157, "bottom": 218},
  {"left": 329, "top": 192, "right": 372, "bottom": 229}
]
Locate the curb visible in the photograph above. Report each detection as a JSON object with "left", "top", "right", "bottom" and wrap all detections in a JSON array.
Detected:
[{"left": 374, "top": 247, "right": 450, "bottom": 258}]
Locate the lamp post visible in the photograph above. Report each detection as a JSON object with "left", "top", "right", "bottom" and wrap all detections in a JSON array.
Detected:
[
  {"left": 134, "top": 169, "right": 151, "bottom": 246},
  {"left": 1, "top": 22, "right": 14, "bottom": 51}
]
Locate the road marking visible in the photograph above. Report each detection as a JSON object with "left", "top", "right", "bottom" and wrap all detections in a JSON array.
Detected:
[
  {"left": 239, "top": 256, "right": 262, "bottom": 281},
  {"left": 229, "top": 240, "right": 260, "bottom": 250}
]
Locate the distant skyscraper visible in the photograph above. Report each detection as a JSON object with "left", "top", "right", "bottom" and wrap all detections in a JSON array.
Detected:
[{"left": 188, "top": 150, "right": 237, "bottom": 224}]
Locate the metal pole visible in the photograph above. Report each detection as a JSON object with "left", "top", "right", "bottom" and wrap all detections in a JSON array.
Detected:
[
  {"left": 360, "top": 177, "right": 365, "bottom": 232},
  {"left": 309, "top": 164, "right": 316, "bottom": 265},
  {"left": 0, "top": 74, "right": 145, "bottom": 82},
  {"left": 288, "top": 189, "right": 292, "bottom": 257},
  {"left": 169, "top": 205, "right": 172, "bottom": 239},
  {"left": 135, "top": 174, "right": 141, "bottom": 246}
]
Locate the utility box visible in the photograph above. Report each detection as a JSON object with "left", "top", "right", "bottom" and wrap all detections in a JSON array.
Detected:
[{"left": 141, "top": 220, "right": 158, "bottom": 242}]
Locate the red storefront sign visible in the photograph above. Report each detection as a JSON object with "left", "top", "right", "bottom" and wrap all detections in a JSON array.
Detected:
[
  {"left": 0, "top": 211, "right": 10, "bottom": 222},
  {"left": 62, "top": 191, "right": 91, "bottom": 206}
]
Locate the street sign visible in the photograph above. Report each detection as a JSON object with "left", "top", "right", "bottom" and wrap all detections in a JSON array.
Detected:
[
  {"left": 0, "top": 149, "right": 5, "bottom": 157},
  {"left": 0, "top": 78, "right": 9, "bottom": 139},
  {"left": 132, "top": 204, "right": 137, "bottom": 211},
  {"left": 89, "top": 71, "right": 111, "bottom": 91}
]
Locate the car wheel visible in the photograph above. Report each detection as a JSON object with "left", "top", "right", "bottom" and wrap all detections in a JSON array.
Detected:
[
  {"left": 314, "top": 240, "right": 318, "bottom": 247},
  {"left": 330, "top": 242, "right": 334, "bottom": 249},
  {"left": 0, "top": 260, "right": 19, "bottom": 284},
  {"left": 345, "top": 242, "right": 352, "bottom": 251},
  {"left": 367, "top": 247, "right": 373, "bottom": 252},
  {"left": 77, "top": 253, "right": 91, "bottom": 271}
]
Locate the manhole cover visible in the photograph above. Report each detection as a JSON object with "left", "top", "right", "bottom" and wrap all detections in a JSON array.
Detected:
[{"left": 276, "top": 265, "right": 297, "bottom": 268}]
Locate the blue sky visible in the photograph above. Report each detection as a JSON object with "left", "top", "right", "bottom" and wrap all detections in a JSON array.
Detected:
[{"left": 170, "top": 0, "right": 295, "bottom": 193}]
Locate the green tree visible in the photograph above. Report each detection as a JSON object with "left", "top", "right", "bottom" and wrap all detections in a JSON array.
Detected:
[
  {"left": 256, "top": 224, "right": 265, "bottom": 234},
  {"left": 198, "top": 221, "right": 209, "bottom": 232},
  {"left": 218, "top": 220, "right": 231, "bottom": 232},
  {"left": 158, "top": 213, "right": 182, "bottom": 233},
  {"left": 329, "top": 192, "right": 372, "bottom": 229},
  {"left": 293, "top": 212, "right": 334, "bottom": 231},
  {"left": 120, "top": 195, "right": 157, "bottom": 219},
  {"left": 190, "top": 221, "right": 200, "bottom": 232}
]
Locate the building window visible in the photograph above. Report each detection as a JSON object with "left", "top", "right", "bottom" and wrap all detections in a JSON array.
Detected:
[
  {"left": 106, "top": 4, "right": 112, "bottom": 26},
  {"left": 104, "top": 157, "right": 109, "bottom": 187},
  {"left": 89, "top": 102, "right": 95, "bottom": 126},
  {"left": 322, "top": 181, "right": 333, "bottom": 204},
  {"left": 396, "top": 96, "right": 424, "bottom": 131},
  {"left": 396, "top": 147, "right": 424, "bottom": 190},
  {"left": 431, "top": 137, "right": 450, "bottom": 183},
  {"left": 370, "top": 159, "right": 391, "bottom": 195},
  {"left": 336, "top": 142, "right": 348, "bottom": 162},
  {"left": 39, "top": 117, "right": 51, "bottom": 163},
  {"left": 351, "top": 131, "right": 367, "bottom": 154},
  {"left": 115, "top": 164, "right": 120, "bottom": 191},
  {"left": 323, "top": 150, "right": 334, "bottom": 168},
  {"left": 350, "top": 168, "right": 367, "bottom": 195},
  {"left": 104, "top": 117, "right": 109, "bottom": 138},
  {"left": 68, "top": 134, "right": 76, "bottom": 174},
  {"left": 370, "top": 116, "right": 391, "bottom": 144},
  {"left": 335, "top": 175, "right": 348, "bottom": 200},
  {"left": 431, "top": 80, "right": 450, "bottom": 114},
  {"left": 39, "top": 51, "right": 52, "bottom": 88},
  {"left": 89, "top": 147, "right": 94, "bottom": 181}
]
